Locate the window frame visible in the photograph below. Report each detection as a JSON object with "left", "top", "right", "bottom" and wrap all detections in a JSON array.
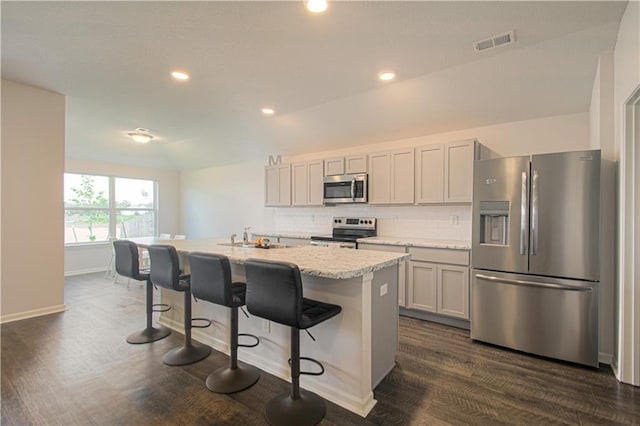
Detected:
[{"left": 64, "top": 172, "right": 158, "bottom": 246}]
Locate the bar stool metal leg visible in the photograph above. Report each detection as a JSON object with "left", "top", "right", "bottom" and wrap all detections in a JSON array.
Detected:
[
  {"left": 264, "top": 328, "right": 325, "bottom": 426},
  {"left": 163, "top": 291, "right": 212, "bottom": 366},
  {"left": 205, "top": 307, "right": 260, "bottom": 393},
  {"left": 126, "top": 278, "right": 171, "bottom": 344}
]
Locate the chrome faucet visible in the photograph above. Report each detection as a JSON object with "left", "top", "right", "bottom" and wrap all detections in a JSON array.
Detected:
[
  {"left": 243, "top": 227, "right": 250, "bottom": 246},
  {"left": 230, "top": 233, "right": 237, "bottom": 245}
]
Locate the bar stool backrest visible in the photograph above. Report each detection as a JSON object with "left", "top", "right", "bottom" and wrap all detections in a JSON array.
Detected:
[
  {"left": 114, "top": 240, "right": 145, "bottom": 280},
  {"left": 189, "top": 253, "right": 234, "bottom": 307},
  {"left": 245, "top": 258, "right": 303, "bottom": 328},
  {"left": 148, "top": 245, "right": 182, "bottom": 291}
]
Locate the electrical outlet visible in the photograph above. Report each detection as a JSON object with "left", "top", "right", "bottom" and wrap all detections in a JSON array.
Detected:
[
  {"left": 262, "top": 319, "right": 270, "bottom": 333},
  {"left": 380, "top": 283, "right": 388, "bottom": 296}
]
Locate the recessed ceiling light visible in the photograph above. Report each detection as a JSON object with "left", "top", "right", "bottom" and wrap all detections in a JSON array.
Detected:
[
  {"left": 171, "top": 70, "right": 190, "bottom": 81},
  {"left": 378, "top": 71, "right": 396, "bottom": 81},
  {"left": 306, "top": 0, "right": 327, "bottom": 14},
  {"left": 127, "top": 131, "right": 154, "bottom": 144},
  {"left": 262, "top": 108, "right": 275, "bottom": 116}
]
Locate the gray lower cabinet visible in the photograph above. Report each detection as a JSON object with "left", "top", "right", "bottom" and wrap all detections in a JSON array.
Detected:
[
  {"left": 407, "top": 247, "right": 470, "bottom": 320},
  {"left": 358, "top": 243, "right": 407, "bottom": 306},
  {"left": 278, "top": 237, "right": 309, "bottom": 247}
]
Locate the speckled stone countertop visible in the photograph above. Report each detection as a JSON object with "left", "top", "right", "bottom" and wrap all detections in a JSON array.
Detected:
[
  {"left": 251, "top": 231, "right": 315, "bottom": 240},
  {"left": 357, "top": 236, "right": 471, "bottom": 250},
  {"left": 131, "top": 237, "right": 409, "bottom": 280}
]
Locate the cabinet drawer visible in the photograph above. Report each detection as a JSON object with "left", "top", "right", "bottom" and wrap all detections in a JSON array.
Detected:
[{"left": 408, "top": 247, "right": 469, "bottom": 265}]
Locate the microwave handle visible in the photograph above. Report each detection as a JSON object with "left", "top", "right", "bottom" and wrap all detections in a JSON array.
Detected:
[{"left": 350, "top": 178, "right": 356, "bottom": 200}]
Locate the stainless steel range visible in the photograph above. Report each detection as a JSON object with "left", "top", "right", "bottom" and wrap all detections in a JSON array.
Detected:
[{"left": 310, "top": 217, "right": 376, "bottom": 249}]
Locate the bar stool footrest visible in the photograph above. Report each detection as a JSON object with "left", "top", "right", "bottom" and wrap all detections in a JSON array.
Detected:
[
  {"left": 191, "top": 317, "right": 212, "bottom": 328},
  {"left": 238, "top": 333, "right": 260, "bottom": 348},
  {"left": 152, "top": 303, "right": 171, "bottom": 313},
  {"left": 288, "top": 356, "right": 325, "bottom": 376}
]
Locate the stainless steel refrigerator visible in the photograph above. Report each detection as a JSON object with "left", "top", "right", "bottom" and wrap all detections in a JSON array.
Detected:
[{"left": 471, "top": 149, "right": 600, "bottom": 367}]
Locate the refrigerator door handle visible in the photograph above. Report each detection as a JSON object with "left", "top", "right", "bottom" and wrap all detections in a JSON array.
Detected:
[
  {"left": 475, "top": 273, "right": 593, "bottom": 292},
  {"left": 531, "top": 170, "right": 539, "bottom": 255},
  {"left": 520, "top": 171, "right": 528, "bottom": 255}
]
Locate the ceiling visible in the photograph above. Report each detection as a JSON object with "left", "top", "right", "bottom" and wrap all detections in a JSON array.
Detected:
[{"left": 1, "top": 1, "right": 627, "bottom": 170}]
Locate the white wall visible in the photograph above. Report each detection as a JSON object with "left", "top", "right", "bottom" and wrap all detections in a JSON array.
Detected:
[
  {"left": 613, "top": 0, "right": 640, "bottom": 386},
  {"left": 181, "top": 112, "right": 590, "bottom": 243},
  {"left": 64, "top": 159, "right": 181, "bottom": 275},
  {"left": 1, "top": 80, "right": 66, "bottom": 322}
]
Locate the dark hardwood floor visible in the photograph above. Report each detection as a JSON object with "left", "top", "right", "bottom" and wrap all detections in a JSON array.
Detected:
[{"left": 2, "top": 273, "right": 638, "bottom": 425}]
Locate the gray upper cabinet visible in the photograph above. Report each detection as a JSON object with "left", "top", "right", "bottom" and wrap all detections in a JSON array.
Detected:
[
  {"left": 444, "top": 140, "right": 475, "bottom": 203},
  {"left": 369, "top": 148, "right": 414, "bottom": 204},
  {"left": 345, "top": 154, "right": 368, "bottom": 174},
  {"left": 265, "top": 164, "right": 291, "bottom": 206},
  {"left": 324, "top": 157, "right": 345, "bottom": 176},
  {"left": 415, "top": 139, "right": 475, "bottom": 204},
  {"left": 292, "top": 160, "right": 324, "bottom": 206}
]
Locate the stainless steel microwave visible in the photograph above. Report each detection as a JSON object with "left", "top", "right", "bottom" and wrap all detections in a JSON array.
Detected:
[{"left": 323, "top": 174, "right": 368, "bottom": 204}]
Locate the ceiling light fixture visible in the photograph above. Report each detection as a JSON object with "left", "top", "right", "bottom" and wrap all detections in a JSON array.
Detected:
[
  {"left": 127, "top": 130, "right": 154, "bottom": 144},
  {"left": 305, "top": 0, "right": 328, "bottom": 14},
  {"left": 378, "top": 71, "right": 396, "bottom": 81},
  {"left": 261, "top": 107, "right": 275, "bottom": 116},
  {"left": 171, "top": 70, "right": 190, "bottom": 81}
]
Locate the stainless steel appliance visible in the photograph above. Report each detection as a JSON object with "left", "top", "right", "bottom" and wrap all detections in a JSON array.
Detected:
[
  {"left": 310, "top": 217, "right": 376, "bottom": 249},
  {"left": 323, "top": 174, "right": 368, "bottom": 204},
  {"left": 471, "top": 150, "right": 601, "bottom": 367}
]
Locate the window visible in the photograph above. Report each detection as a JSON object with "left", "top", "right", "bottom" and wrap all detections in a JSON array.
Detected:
[{"left": 64, "top": 173, "right": 157, "bottom": 244}]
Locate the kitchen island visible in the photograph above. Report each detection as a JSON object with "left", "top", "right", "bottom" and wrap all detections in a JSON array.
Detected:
[{"left": 131, "top": 237, "right": 409, "bottom": 417}]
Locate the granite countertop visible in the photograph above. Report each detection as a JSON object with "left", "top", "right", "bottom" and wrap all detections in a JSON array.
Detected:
[
  {"left": 357, "top": 236, "right": 471, "bottom": 250},
  {"left": 131, "top": 237, "right": 409, "bottom": 280}
]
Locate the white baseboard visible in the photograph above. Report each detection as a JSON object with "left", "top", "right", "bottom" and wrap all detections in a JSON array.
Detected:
[
  {"left": 0, "top": 304, "right": 66, "bottom": 324},
  {"left": 599, "top": 352, "right": 613, "bottom": 365},
  {"left": 64, "top": 267, "right": 107, "bottom": 276},
  {"left": 158, "top": 316, "right": 376, "bottom": 418}
]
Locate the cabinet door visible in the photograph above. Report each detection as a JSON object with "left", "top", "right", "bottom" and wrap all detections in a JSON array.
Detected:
[
  {"left": 307, "top": 160, "right": 324, "bottom": 206},
  {"left": 408, "top": 261, "right": 437, "bottom": 312},
  {"left": 265, "top": 166, "right": 279, "bottom": 206},
  {"left": 359, "top": 243, "right": 407, "bottom": 307},
  {"left": 277, "top": 164, "right": 291, "bottom": 206},
  {"left": 444, "top": 140, "right": 474, "bottom": 203},
  {"left": 345, "top": 154, "right": 367, "bottom": 174},
  {"left": 415, "top": 144, "right": 444, "bottom": 203},
  {"left": 368, "top": 152, "right": 391, "bottom": 204},
  {"left": 437, "top": 264, "right": 469, "bottom": 319},
  {"left": 324, "top": 157, "right": 345, "bottom": 176},
  {"left": 291, "top": 162, "right": 308, "bottom": 206},
  {"left": 391, "top": 149, "right": 415, "bottom": 204}
]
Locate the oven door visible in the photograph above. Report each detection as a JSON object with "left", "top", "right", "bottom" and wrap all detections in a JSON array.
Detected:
[{"left": 323, "top": 174, "right": 367, "bottom": 204}]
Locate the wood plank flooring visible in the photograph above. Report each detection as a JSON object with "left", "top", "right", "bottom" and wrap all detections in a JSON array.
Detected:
[{"left": 2, "top": 273, "right": 638, "bottom": 425}]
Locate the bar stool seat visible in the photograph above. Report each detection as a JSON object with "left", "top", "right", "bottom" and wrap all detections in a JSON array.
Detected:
[
  {"left": 245, "top": 258, "right": 341, "bottom": 426},
  {"left": 189, "top": 252, "right": 260, "bottom": 394},
  {"left": 148, "top": 245, "right": 212, "bottom": 366},
  {"left": 114, "top": 240, "right": 171, "bottom": 344}
]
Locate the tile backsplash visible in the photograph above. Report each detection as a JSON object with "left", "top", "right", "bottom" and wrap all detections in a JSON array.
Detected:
[{"left": 263, "top": 204, "right": 471, "bottom": 241}]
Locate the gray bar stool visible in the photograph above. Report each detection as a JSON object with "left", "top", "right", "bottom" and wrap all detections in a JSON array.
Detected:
[
  {"left": 189, "top": 252, "right": 261, "bottom": 393},
  {"left": 148, "top": 245, "right": 212, "bottom": 366},
  {"left": 244, "top": 258, "right": 342, "bottom": 426},
  {"left": 113, "top": 240, "right": 171, "bottom": 344}
]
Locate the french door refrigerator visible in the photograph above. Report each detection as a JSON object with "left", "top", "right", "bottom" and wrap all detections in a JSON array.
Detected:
[{"left": 471, "top": 149, "right": 600, "bottom": 367}]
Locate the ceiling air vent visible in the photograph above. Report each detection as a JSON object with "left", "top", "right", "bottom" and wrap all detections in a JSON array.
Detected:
[{"left": 473, "top": 30, "right": 515, "bottom": 52}]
